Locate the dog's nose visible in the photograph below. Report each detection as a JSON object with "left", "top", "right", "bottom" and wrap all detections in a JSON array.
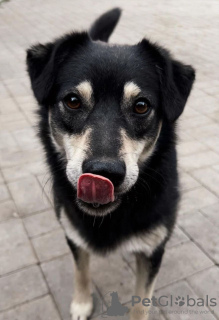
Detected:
[{"left": 82, "top": 159, "right": 126, "bottom": 187}]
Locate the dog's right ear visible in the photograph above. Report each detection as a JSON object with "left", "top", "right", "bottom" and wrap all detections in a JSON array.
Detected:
[
  {"left": 26, "top": 42, "right": 55, "bottom": 105},
  {"left": 26, "top": 32, "right": 89, "bottom": 105}
]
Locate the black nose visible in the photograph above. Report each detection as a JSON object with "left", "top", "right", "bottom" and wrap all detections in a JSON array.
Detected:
[{"left": 82, "top": 159, "right": 126, "bottom": 187}]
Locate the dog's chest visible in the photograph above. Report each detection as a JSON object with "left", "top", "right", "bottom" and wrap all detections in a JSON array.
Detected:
[{"left": 60, "top": 208, "right": 167, "bottom": 256}]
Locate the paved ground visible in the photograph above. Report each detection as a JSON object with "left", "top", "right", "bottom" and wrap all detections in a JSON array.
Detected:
[{"left": 0, "top": 0, "right": 219, "bottom": 319}]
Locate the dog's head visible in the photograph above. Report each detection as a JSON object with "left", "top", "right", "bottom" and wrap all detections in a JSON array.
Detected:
[{"left": 27, "top": 8, "right": 195, "bottom": 216}]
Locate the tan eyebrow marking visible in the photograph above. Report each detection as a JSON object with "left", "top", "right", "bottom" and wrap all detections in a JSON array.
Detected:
[
  {"left": 123, "top": 81, "right": 141, "bottom": 101},
  {"left": 76, "top": 81, "right": 93, "bottom": 104}
]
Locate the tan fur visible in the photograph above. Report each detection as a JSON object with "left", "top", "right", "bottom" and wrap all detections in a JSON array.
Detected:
[
  {"left": 64, "top": 128, "right": 92, "bottom": 189},
  {"left": 60, "top": 208, "right": 88, "bottom": 250},
  {"left": 60, "top": 210, "right": 93, "bottom": 320},
  {"left": 123, "top": 81, "right": 141, "bottom": 101},
  {"left": 138, "top": 121, "right": 162, "bottom": 164},
  {"left": 70, "top": 248, "right": 93, "bottom": 320},
  {"left": 119, "top": 129, "right": 150, "bottom": 192},
  {"left": 73, "top": 250, "right": 91, "bottom": 302},
  {"left": 76, "top": 81, "right": 93, "bottom": 105},
  {"left": 49, "top": 110, "right": 65, "bottom": 153},
  {"left": 130, "top": 254, "right": 157, "bottom": 320},
  {"left": 120, "top": 224, "right": 167, "bottom": 256}
]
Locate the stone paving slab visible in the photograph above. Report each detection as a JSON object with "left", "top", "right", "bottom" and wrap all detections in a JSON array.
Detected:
[
  {"left": 0, "top": 149, "right": 42, "bottom": 168},
  {"left": 0, "top": 171, "right": 4, "bottom": 184},
  {"left": 0, "top": 119, "right": 30, "bottom": 133},
  {"left": 200, "top": 202, "right": 219, "bottom": 228},
  {"left": 187, "top": 266, "right": 219, "bottom": 319},
  {"left": 23, "top": 209, "right": 60, "bottom": 238},
  {"left": 166, "top": 226, "right": 190, "bottom": 249},
  {"left": 155, "top": 242, "right": 213, "bottom": 290},
  {"left": 157, "top": 280, "right": 217, "bottom": 320},
  {"left": 0, "top": 132, "right": 19, "bottom": 151},
  {"left": 179, "top": 151, "right": 219, "bottom": 172},
  {"left": 8, "top": 176, "right": 51, "bottom": 216},
  {"left": 37, "top": 173, "right": 54, "bottom": 204},
  {"left": 41, "top": 254, "right": 104, "bottom": 320},
  {"left": 0, "top": 98, "right": 19, "bottom": 115},
  {"left": 90, "top": 253, "right": 135, "bottom": 304},
  {"left": 179, "top": 171, "right": 200, "bottom": 192},
  {"left": 179, "top": 211, "right": 219, "bottom": 264},
  {"left": 179, "top": 187, "right": 218, "bottom": 215},
  {"left": 32, "top": 229, "right": 70, "bottom": 262},
  {"left": 213, "top": 164, "right": 219, "bottom": 173},
  {"left": 12, "top": 127, "right": 42, "bottom": 151},
  {"left": 177, "top": 140, "right": 208, "bottom": 157},
  {"left": 2, "top": 160, "right": 47, "bottom": 183},
  {"left": 41, "top": 255, "right": 77, "bottom": 320},
  {"left": 0, "top": 219, "right": 37, "bottom": 276},
  {"left": 0, "top": 183, "right": 10, "bottom": 202},
  {"left": 0, "top": 200, "right": 18, "bottom": 222},
  {"left": 208, "top": 139, "right": 219, "bottom": 155},
  {"left": 0, "top": 295, "right": 61, "bottom": 320},
  {"left": 0, "top": 265, "right": 48, "bottom": 311},
  {"left": 191, "top": 167, "right": 219, "bottom": 197}
]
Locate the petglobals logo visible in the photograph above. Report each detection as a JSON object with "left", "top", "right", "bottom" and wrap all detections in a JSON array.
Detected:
[
  {"left": 98, "top": 292, "right": 217, "bottom": 318},
  {"left": 132, "top": 295, "right": 217, "bottom": 308}
]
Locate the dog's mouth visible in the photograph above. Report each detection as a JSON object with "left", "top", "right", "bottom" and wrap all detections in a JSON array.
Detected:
[
  {"left": 76, "top": 173, "right": 121, "bottom": 215},
  {"left": 77, "top": 173, "right": 115, "bottom": 206}
]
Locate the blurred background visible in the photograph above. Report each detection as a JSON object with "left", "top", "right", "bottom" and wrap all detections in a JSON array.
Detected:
[{"left": 0, "top": 0, "right": 218, "bottom": 319}]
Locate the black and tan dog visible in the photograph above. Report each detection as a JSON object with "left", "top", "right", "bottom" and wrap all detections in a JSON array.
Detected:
[{"left": 26, "top": 8, "right": 195, "bottom": 320}]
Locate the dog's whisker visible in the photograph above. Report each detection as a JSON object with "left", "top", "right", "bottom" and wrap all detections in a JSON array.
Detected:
[
  {"left": 137, "top": 177, "right": 152, "bottom": 195},
  {"left": 139, "top": 167, "right": 167, "bottom": 186},
  {"left": 99, "top": 215, "right": 105, "bottom": 228},
  {"left": 93, "top": 215, "right": 96, "bottom": 227}
]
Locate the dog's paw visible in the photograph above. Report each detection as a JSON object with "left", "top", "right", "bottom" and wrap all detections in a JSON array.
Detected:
[
  {"left": 70, "top": 299, "right": 93, "bottom": 320},
  {"left": 129, "top": 306, "right": 149, "bottom": 320}
]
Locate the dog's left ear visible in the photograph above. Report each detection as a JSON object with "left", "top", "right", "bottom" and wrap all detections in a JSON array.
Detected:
[
  {"left": 140, "top": 39, "right": 195, "bottom": 122},
  {"left": 159, "top": 58, "right": 195, "bottom": 122},
  {"left": 26, "top": 32, "right": 89, "bottom": 105}
]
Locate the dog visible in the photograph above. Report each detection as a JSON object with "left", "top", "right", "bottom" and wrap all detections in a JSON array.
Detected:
[{"left": 26, "top": 8, "right": 195, "bottom": 320}]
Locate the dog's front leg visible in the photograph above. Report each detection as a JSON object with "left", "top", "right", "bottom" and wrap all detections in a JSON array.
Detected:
[
  {"left": 66, "top": 237, "right": 93, "bottom": 320},
  {"left": 130, "top": 248, "right": 164, "bottom": 320}
]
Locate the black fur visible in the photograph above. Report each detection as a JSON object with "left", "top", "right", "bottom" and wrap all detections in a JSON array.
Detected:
[
  {"left": 66, "top": 236, "right": 79, "bottom": 262},
  {"left": 147, "top": 246, "right": 165, "bottom": 285},
  {"left": 26, "top": 8, "right": 195, "bottom": 276},
  {"left": 89, "top": 7, "right": 121, "bottom": 42}
]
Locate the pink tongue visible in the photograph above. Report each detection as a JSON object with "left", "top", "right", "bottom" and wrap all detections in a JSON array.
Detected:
[{"left": 77, "top": 173, "right": 114, "bottom": 205}]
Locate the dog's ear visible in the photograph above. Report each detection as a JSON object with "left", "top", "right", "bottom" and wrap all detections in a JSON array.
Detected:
[
  {"left": 140, "top": 39, "right": 195, "bottom": 122},
  {"left": 158, "top": 58, "right": 195, "bottom": 122},
  {"left": 89, "top": 7, "right": 121, "bottom": 42},
  {"left": 26, "top": 32, "right": 89, "bottom": 105},
  {"left": 26, "top": 42, "right": 55, "bottom": 105}
]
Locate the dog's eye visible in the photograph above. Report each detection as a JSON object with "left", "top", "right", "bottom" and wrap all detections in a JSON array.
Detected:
[
  {"left": 134, "top": 100, "right": 150, "bottom": 114},
  {"left": 64, "top": 95, "right": 81, "bottom": 109}
]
